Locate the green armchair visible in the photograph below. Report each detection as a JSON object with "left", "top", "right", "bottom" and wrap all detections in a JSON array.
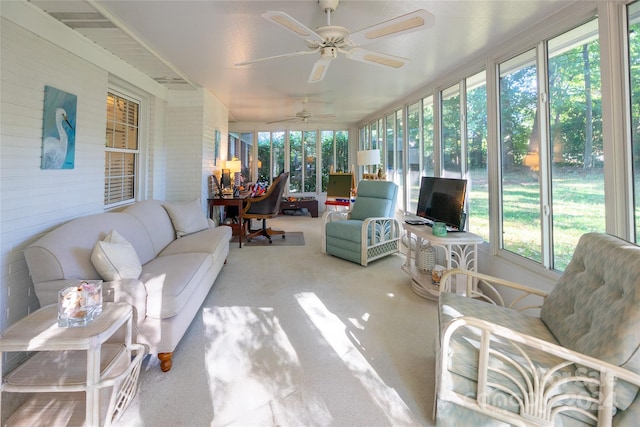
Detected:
[{"left": 322, "top": 180, "right": 401, "bottom": 266}]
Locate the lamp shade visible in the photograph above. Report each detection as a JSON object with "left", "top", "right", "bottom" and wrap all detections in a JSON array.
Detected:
[
  {"left": 227, "top": 159, "right": 242, "bottom": 174},
  {"left": 356, "top": 149, "right": 381, "bottom": 166}
]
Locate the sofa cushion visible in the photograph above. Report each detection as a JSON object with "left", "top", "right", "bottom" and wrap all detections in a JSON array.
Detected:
[
  {"left": 141, "top": 252, "right": 213, "bottom": 319},
  {"left": 440, "top": 293, "right": 566, "bottom": 383},
  {"left": 91, "top": 229, "right": 142, "bottom": 281},
  {"left": 160, "top": 226, "right": 232, "bottom": 260},
  {"left": 163, "top": 198, "right": 210, "bottom": 238},
  {"left": 24, "top": 213, "right": 154, "bottom": 284},
  {"left": 540, "top": 233, "right": 640, "bottom": 410},
  {"left": 123, "top": 200, "right": 176, "bottom": 259}
]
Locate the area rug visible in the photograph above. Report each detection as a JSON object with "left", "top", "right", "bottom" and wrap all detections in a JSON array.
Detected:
[{"left": 244, "top": 231, "right": 305, "bottom": 246}]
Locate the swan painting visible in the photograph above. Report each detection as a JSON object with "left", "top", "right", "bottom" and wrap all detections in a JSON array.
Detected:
[{"left": 41, "top": 86, "right": 76, "bottom": 169}]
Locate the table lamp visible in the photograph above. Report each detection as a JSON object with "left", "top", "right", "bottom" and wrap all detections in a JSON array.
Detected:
[
  {"left": 357, "top": 149, "right": 381, "bottom": 177},
  {"left": 227, "top": 158, "right": 242, "bottom": 196}
]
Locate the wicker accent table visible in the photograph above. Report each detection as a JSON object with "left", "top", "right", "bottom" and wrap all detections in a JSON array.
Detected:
[
  {"left": 0, "top": 302, "right": 145, "bottom": 426},
  {"left": 402, "top": 222, "right": 483, "bottom": 300}
]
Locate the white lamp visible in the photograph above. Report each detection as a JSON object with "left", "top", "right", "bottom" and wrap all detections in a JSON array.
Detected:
[
  {"left": 226, "top": 158, "right": 242, "bottom": 195},
  {"left": 356, "top": 149, "right": 381, "bottom": 175}
]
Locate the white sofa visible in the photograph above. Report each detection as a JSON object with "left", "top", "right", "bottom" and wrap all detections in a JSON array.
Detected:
[
  {"left": 24, "top": 200, "right": 232, "bottom": 372},
  {"left": 436, "top": 233, "right": 640, "bottom": 426}
]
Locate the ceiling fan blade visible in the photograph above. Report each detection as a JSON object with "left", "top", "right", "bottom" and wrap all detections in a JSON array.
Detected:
[
  {"left": 315, "top": 114, "right": 337, "bottom": 119},
  {"left": 262, "top": 11, "right": 324, "bottom": 43},
  {"left": 346, "top": 48, "right": 407, "bottom": 69},
  {"left": 266, "top": 117, "right": 298, "bottom": 124},
  {"left": 348, "top": 9, "right": 434, "bottom": 46},
  {"left": 308, "top": 59, "right": 332, "bottom": 83},
  {"left": 236, "top": 49, "right": 318, "bottom": 66}
]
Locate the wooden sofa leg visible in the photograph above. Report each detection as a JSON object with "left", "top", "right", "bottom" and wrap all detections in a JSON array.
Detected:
[{"left": 158, "top": 352, "right": 173, "bottom": 372}]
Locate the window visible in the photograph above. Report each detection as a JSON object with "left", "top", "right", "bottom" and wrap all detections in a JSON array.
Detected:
[
  {"left": 321, "top": 130, "right": 349, "bottom": 191},
  {"left": 434, "top": 74, "right": 487, "bottom": 236},
  {"left": 289, "top": 131, "right": 303, "bottom": 192},
  {"left": 395, "top": 110, "right": 404, "bottom": 207},
  {"left": 441, "top": 84, "right": 462, "bottom": 178},
  {"left": 498, "top": 19, "right": 603, "bottom": 269},
  {"left": 257, "top": 132, "right": 271, "bottom": 182},
  {"left": 499, "top": 49, "right": 542, "bottom": 262},
  {"left": 386, "top": 113, "right": 395, "bottom": 179},
  {"left": 466, "top": 72, "right": 489, "bottom": 241},
  {"left": 407, "top": 101, "right": 422, "bottom": 213},
  {"left": 303, "top": 131, "right": 317, "bottom": 192},
  {"left": 229, "top": 132, "right": 254, "bottom": 183},
  {"left": 257, "top": 131, "right": 285, "bottom": 183},
  {"left": 628, "top": 1, "right": 640, "bottom": 243},
  {"left": 547, "top": 20, "right": 603, "bottom": 269},
  {"left": 422, "top": 96, "right": 435, "bottom": 177},
  {"left": 104, "top": 92, "right": 139, "bottom": 207}
]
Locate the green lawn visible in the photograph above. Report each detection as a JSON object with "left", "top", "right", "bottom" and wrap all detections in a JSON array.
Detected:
[{"left": 470, "top": 167, "right": 606, "bottom": 270}]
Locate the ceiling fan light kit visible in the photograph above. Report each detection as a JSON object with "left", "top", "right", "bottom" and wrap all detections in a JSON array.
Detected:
[
  {"left": 236, "top": 0, "right": 434, "bottom": 83},
  {"left": 266, "top": 98, "right": 336, "bottom": 124}
]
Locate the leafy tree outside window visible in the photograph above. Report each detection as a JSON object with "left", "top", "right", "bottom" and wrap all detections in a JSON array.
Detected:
[
  {"left": 407, "top": 101, "right": 422, "bottom": 213},
  {"left": 548, "top": 19, "right": 604, "bottom": 269},
  {"left": 499, "top": 49, "right": 542, "bottom": 262},
  {"left": 628, "top": 1, "right": 640, "bottom": 243},
  {"left": 442, "top": 84, "right": 462, "bottom": 178},
  {"left": 466, "top": 72, "right": 489, "bottom": 241}
]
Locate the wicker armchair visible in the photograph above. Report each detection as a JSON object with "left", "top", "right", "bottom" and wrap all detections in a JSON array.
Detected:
[{"left": 322, "top": 180, "right": 400, "bottom": 266}]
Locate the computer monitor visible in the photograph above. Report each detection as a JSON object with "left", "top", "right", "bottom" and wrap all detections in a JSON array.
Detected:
[{"left": 221, "top": 169, "right": 231, "bottom": 188}]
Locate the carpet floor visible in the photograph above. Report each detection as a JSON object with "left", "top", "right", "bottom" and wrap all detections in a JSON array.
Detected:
[{"left": 116, "top": 215, "right": 438, "bottom": 427}]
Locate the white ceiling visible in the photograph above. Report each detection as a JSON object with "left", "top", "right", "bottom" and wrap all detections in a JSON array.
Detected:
[{"left": 28, "top": 0, "right": 577, "bottom": 126}]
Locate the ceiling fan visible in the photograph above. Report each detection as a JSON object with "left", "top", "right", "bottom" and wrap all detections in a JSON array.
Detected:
[
  {"left": 267, "top": 98, "right": 336, "bottom": 124},
  {"left": 236, "top": 0, "right": 434, "bottom": 83}
]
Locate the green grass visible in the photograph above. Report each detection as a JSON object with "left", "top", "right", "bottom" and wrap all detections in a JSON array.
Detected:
[
  {"left": 410, "top": 167, "right": 626, "bottom": 271},
  {"left": 415, "top": 167, "right": 640, "bottom": 271},
  {"left": 494, "top": 167, "right": 605, "bottom": 270}
]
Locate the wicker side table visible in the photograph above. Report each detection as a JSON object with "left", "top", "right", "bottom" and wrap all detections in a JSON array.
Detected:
[{"left": 0, "top": 302, "right": 145, "bottom": 426}]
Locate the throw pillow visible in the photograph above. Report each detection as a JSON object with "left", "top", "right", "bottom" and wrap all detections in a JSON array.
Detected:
[
  {"left": 163, "top": 198, "right": 210, "bottom": 237},
  {"left": 91, "top": 229, "right": 142, "bottom": 281}
]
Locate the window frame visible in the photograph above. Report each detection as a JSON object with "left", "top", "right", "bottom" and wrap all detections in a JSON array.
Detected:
[{"left": 104, "top": 88, "right": 144, "bottom": 209}]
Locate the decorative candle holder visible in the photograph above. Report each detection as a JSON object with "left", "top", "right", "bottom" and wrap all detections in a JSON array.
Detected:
[{"left": 58, "top": 281, "right": 103, "bottom": 327}]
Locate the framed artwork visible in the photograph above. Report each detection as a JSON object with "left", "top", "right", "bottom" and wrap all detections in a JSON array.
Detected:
[
  {"left": 41, "top": 85, "right": 77, "bottom": 169},
  {"left": 214, "top": 130, "right": 221, "bottom": 166}
]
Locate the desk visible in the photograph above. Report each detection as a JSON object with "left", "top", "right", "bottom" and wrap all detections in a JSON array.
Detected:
[
  {"left": 208, "top": 195, "right": 248, "bottom": 248},
  {"left": 402, "top": 222, "right": 483, "bottom": 300}
]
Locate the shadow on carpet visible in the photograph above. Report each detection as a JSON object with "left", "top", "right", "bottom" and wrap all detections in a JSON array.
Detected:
[{"left": 244, "top": 231, "right": 305, "bottom": 246}]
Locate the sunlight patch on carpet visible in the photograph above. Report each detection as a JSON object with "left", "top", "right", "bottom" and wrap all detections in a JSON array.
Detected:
[
  {"left": 295, "top": 292, "right": 418, "bottom": 426},
  {"left": 203, "top": 306, "right": 332, "bottom": 426}
]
